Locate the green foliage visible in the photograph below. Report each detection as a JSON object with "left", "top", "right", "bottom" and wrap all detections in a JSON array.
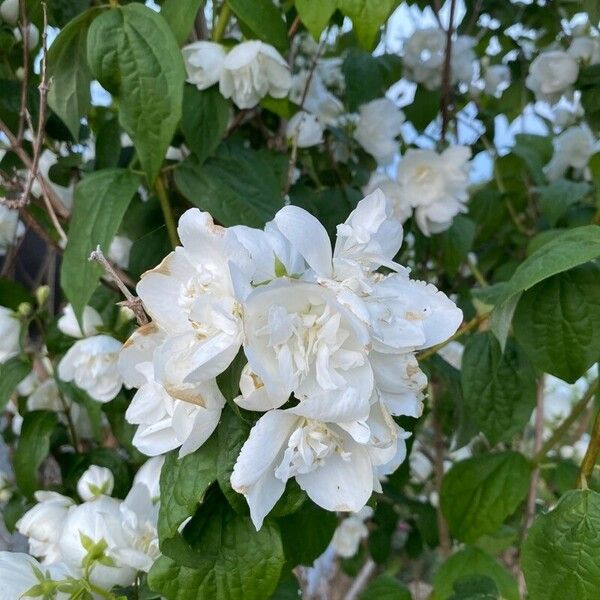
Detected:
[
  {"left": 536, "top": 179, "right": 592, "bottom": 227},
  {"left": 87, "top": 4, "right": 185, "bottom": 183},
  {"left": 0, "top": 356, "right": 30, "bottom": 412},
  {"left": 228, "top": 0, "right": 288, "bottom": 52},
  {"left": 441, "top": 451, "right": 530, "bottom": 543},
  {"left": 61, "top": 168, "right": 140, "bottom": 322},
  {"left": 160, "top": 0, "right": 204, "bottom": 46},
  {"left": 522, "top": 490, "right": 600, "bottom": 599},
  {"left": 295, "top": 0, "right": 337, "bottom": 40},
  {"left": 360, "top": 574, "right": 411, "bottom": 600}
]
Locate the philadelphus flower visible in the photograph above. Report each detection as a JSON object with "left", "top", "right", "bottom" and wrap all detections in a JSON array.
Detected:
[
  {"left": 13, "top": 23, "right": 39, "bottom": 48},
  {"left": 568, "top": 36, "right": 600, "bottom": 66},
  {"left": 0, "top": 204, "right": 25, "bottom": 256},
  {"left": 0, "top": 305, "right": 20, "bottom": 363},
  {"left": 133, "top": 455, "right": 165, "bottom": 502},
  {"left": 396, "top": 146, "right": 472, "bottom": 236},
  {"left": 0, "top": 0, "right": 19, "bottom": 25},
  {"left": 363, "top": 172, "right": 412, "bottom": 224},
  {"left": 544, "top": 123, "right": 597, "bottom": 180},
  {"left": 220, "top": 40, "right": 291, "bottom": 109},
  {"left": 526, "top": 50, "right": 579, "bottom": 104},
  {"left": 182, "top": 40, "right": 226, "bottom": 89},
  {"left": 77, "top": 465, "right": 115, "bottom": 501},
  {"left": 286, "top": 111, "right": 324, "bottom": 147},
  {"left": 108, "top": 235, "right": 133, "bottom": 269},
  {"left": 122, "top": 190, "right": 462, "bottom": 529},
  {"left": 58, "top": 334, "right": 123, "bottom": 402},
  {"left": 484, "top": 64, "right": 511, "bottom": 96},
  {"left": 0, "top": 552, "right": 68, "bottom": 600},
  {"left": 354, "top": 98, "right": 405, "bottom": 165},
  {"left": 331, "top": 506, "right": 373, "bottom": 558},
  {"left": 57, "top": 303, "right": 102, "bottom": 338},
  {"left": 290, "top": 70, "right": 343, "bottom": 126}
]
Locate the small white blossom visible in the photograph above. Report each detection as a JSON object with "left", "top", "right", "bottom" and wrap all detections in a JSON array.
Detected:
[
  {"left": 545, "top": 123, "right": 597, "bottom": 180},
  {"left": 57, "top": 303, "right": 102, "bottom": 338},
  {"left": 290, "top": 70, "right": 343, "bottom": 126},
  {"left": 182, "top": 40, "right": 226, "bottom": 89},
  {"left": 286, "top": 111, "right": 324, "bottom": 147},
  {"left": 396, "top": 146, "right": 471, "bottom": 236},
  {"left": 568, "top": 36, "right": 600, "bottom": 66},
  {"left": 363, "top": 172, "right": 412, "bottom": 224},
  {"left": 77, "top": 465, "right": 115, "bottom": 501},
  {"left": 0, "top": 0, "right": 19, "bottom": 25},
  {"left": 108, "top": 235, "right": 133, "bottom": 269},
  {"left": 0, "top": 204, "right": 25, "bottom": 256},
  {"left": 220, "top": 40, "right": 291, "bottom": 109},
  {"left": 0, "top": 305, "right": 20, "bottom": 363},
  {"left": 0, "top": 552, "right": 69, "bottom": 600},
  {"left": 331, "top": 506, "right": 373, "bottom": 558},
  {"left": 484, "top": 64, "right": 511, "bottom": 96},
  {"left": 354, "top": 98, "right": 404, "bottom": 165},
  {"left": 526, "top": 50, "right": 579, "bottom": 104},
  {"left": 133, "top": 456, "right": 165, "bottom": 502},
  {"left": 58, "top": 334, "right": 123, "bottom": 402},
  {"left": 13, "top": 23, "right": 38, "bottom": 48}
]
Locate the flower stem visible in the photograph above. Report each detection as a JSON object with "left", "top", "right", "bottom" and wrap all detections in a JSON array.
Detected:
[
  {"left": 213, "top": 2, "right": 231, "bottom": 42},
  {"left": 154, "top": 175, "right": 179, "bottom": 249},
  {"left": 579, "top": 387, "right": 600, "bottom": 489}
]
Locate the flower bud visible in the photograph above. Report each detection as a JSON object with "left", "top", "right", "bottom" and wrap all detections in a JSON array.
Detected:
[
  {"left": 0, "top": 0, "right": 19, "bottom": 25},
  {"left": 77, "top": 465, "right": 115, "bottom": 501},
  {"left": 35, "top": 285, "right": 50, "bottom": 307},
  {"left": 17, "top": 301, "right": 31, "bottom": 317}
]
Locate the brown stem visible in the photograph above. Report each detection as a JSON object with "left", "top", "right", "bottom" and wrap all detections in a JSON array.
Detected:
[
  {"left": 525, "top": 377, "right": 544, "bottom": 529},
  {"left": 579, "top": 403, "right": 600, "bottom": 489},
  {"left": 440, "top": 0, "right": 457, "bottom": 142},
  {"left": 17, "top": 0, "right": 29, "bottom": 143}
]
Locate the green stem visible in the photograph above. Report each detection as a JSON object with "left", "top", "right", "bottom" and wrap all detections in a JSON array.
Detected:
[
  {"left": 531, "top": 378, "right": 598, "bottom": 467},
  {"left": 213, "top": 2, "right": 231, "bottom": 42},
  {"left": 579, "top": 385, "right": 600, "bottom": 489},
  {"left": 155, "top": 176, "right": 179, "bottom": 248}
]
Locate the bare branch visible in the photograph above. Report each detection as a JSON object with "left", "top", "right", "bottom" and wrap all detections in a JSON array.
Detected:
[
  {"left": 17, "top": 0, "right": 29, "bottom": 143},
  {"left": 440, "top": 0, "right": 457, "bottom": 143}
]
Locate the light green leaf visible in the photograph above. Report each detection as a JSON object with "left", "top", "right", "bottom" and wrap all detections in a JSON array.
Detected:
[
  {"left": 536, "top": 179, "right": 591, "bottom": 227},
  {"left": 0, "top": 356, "right": 30, "bottom": 412},
  {"left": 47, "top": 8, "right": 99, "bottom": 140},
  {"left": 158, "top": 435, "right": 218, "bottom": 542},
  {"left": 461, "top": 332, "right": 537, "bottom": 445},
  {"left": 61, "top": 169, "right": 140, "bottom": 323},
  {"left": 513, "top": 264, "right": 600, "bottom": 383},
  {"left": 160, "top": 0, "right": 204, "bottom": 46},
  {"left": 227, "top": 0, "right": 287, "bottom": 51},
  {"left": 441, "top": 451, "right": 531, "bottom": 543},
  {"left": 13, "top": 411, "right": 58, "bottom": 498},
  {"left": 174, "top": 143, "right": 286, "bottom": 228},
  {"left": 87, "top": 4, "right": 185, "bottom": 183},
  {"left": 431, "top": 547, "right": 519, "bottom": 600},
  {"left": 522, "top": 489, "right": 600, "bottom": 600},
  {"left": 337, "top": 0, "right": 398, "bottom": 50},
  {"left": 181, "top": 84, "right": 230, "bottom": 165},
  {"left": 359, "top": 575, "right": 411, "bottom": 600},
  {"left": 295, "top": 0, "right": 337, "bottom": 40}
]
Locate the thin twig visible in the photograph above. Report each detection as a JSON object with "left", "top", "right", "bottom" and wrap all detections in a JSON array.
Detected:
[
  {"left": 440, "top": 0, "right": 457, "bottom": 142},
  {"left": 579, "top": 401, "right": 600, "bottom": 489},
  {"left": 17, "top": 0, "right": 29, "bottom": 143},
  {"left": 344, "top": 558, "right": 376, "bottom": 600},
  {"left": 212, "top": 2, "right": 231, "bottom": 42},
  {"left": 155, "top": 175, "right": 179, "bottom": 248},
  {"left": 525, "top": 378, "right": 544, "bottom": 529},
  {"left": 89, "top": 246, "right": 148, "bottom": 326},
  {"left": 288, "top": 14, "right": 301, "bottom": 38}
]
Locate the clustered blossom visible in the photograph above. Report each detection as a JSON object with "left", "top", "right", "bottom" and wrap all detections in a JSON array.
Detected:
[
  {"left": 14, "top": 459, "right": 162, "bottom": 592},
  {"left": 544, "top": 123, "right": 597, "bottom": 180},
  {"left": 119, "top": 190, "right": 463, "bottom": 529},
  {"left": 0, "top": 204, "right": 25, "bottom": 256}
]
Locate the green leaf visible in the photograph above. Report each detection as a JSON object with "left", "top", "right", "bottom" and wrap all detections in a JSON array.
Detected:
[
  {"left": 158, "top": 435, "right": 218, "bottom": 543},
  {"left": 461, "top": 332, "right": 537, "bottom": 444},
  {"left": 181, "top": 84, "right": 230, "bottom": 165},
  {"left": 480, "top": 225, "right": 600, "bottom": 347},
  {"left": 161, "top": 0, "right": 204, "bottom": 46},
  {"left": 61, "top": 169, "right": 140, "bottom": 323},
  {"left": 279, "top": 501, "right": 337, "bottom": 567},
  {"left": 87, "top": 4, "right": 186, "bottom": 183},
  {"left": 227, "top": 0, "right": 287, "bottom": 51},
  {"left": 437, "top": 216, "right": 476, "bottom": 276},
  {"left": 513, "top": 264, "right": 600, "bottom": 383},
  {"left": 13, "top": 411, "right": 58, "bottom": 498},
  {"left": 359, "top": 574, "right": 411, "bottom": 600},
  {"left": 536, "top": 179, "right": 591, "bottom": 226},
  {"left": 47, "top": 8, "right": 98, "bottom": 140},
  {"left": 295, "top": 0, "right": 337, "bottom": 40},
  {"left": 403, "top": 85, "right": 441, "bottom": 131},
  {"left": 148, "top": 511, "right": 284, "bottom": 600},
  {"left": 0, "top": 279, "right": 31, "bottom": 310},
  {"left": 448, "top": 575, "right": 500, "bottom": 600},
  {"left": 441, "top": 451, "right": 531, "bottom": 543},
  {"left": 337, "top": 0, "right": 398, "bottom": 50},
  {"left": 511, "top": 133, "right": 553, "bottom": 185},
  {"left": 522, "top": 489, "right": 600, "bottom": 600},
  {"left": 431, "top": 547, "right": 519, "bottom": 600},
  {"left": 175, "top": 143, "right": 286, "bottom": 228},
  {"left": 0, "top": 357, "right": 29, "bottom": 412}
]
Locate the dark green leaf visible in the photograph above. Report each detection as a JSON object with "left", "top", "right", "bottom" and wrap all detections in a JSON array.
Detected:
[
  {"left": 61, "top": 168, "right": 140, "bottom": 322},
  {"left": 449, "top": 575, "right": 500, "bottom": 600},
  {"left": 227, "top": 0, "right": 288, "bottom": 51},
  {"left": 441, "top": 451, "right": 531, "bottom": 543},
  {"left": 536, "top": 179, "right": 591, "bottom": 226},
  {"left": 0, "top": 356, "right": 29, "bottom": 412},
  {"left": 436, "top": 216, "right": 476, "bottom": 276},
  {"left": 161, "top": 0, "right": 204, "bottom": 46},
  {"left": 359, "top": 574, "right": 411, "bottom": 600},
  {"left": 0, "top": 279, "right": 31, "bottom": 310},
  {"left": 403, "top": 85, "right": 441, "bottom": 131}
]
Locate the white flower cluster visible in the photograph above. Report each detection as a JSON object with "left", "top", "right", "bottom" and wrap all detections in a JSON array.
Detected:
[
  {"left": 0, "top": 204, "right": 25, "bottom": 257},
  {"left": 119, "top": 190, "right": 463, "bottom": 529},
  {"left": 364, "top": 146, "right": 472, "bottom": 236},
  {"left": 183, "top": 40, "right": 291, "bottom": 109},
  {"left": 14, "top": 458, "right": 162, "bottom": 592},
  {"left": 403, "top": 28, "right": 477, "bottom": 90},
  {"left": 544, "top": 123, "right": 597, "bottom": 180}
]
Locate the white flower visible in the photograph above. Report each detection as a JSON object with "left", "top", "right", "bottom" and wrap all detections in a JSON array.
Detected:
[
  {"left": 133, "top": 456, "right": 165, "bottom": 502},
  {"left": 363, "top": 173, "right": 412, "bottom": 224},
  {"left": 219, "top": 40, "right": 291, "bottom": 109},
  {"left": 0, "top": 552, "right": 66, "bottom": 600},
  {"left": 58, "top": 334, "right": 123, "bottom": 402},
  {"left": 552, "top": 102, "right": 584, "bottom": 129},
  {"left": 437, "top": 341, "right": 464, "bottom": 370},
  {"left": 354, "top": 98, "right": 404, "bottom": 165},
  {"left": 119, "top": 323, "right": 226, "bottom": 457},
  {"left": 108, "top": 235, "right": 133, "bottom": 269},
  {"left": 58, "top": 496, "right": 137, "bottom": 589},
  {"left": 0, "top": 305, "right": 19, "bottom": 363},
  {"left": 286, "top": 111, "right": 324, "bottom": 147},
  {"left": 57, "top": 303, "right": 102, "bottom": 338},
  {"left": 568, "top": 36, "right": 600, "bottom": 65},
  {"left": 77, "top": 465, "right": 115, "bottom": 501},
  {"left": 290, "top": 70, "right": 344, "bottom": 126},
  {"left": 545, "top": 123, "right": 597, "bottom": 180},
  {"left": 0, "top": 204, "right": 25, "bottom": 256},
  {"left": 331, "top": 506, "right": 373, "bottom": 558},
  {"left": 484, "top": 64, "right": 511, "bottom": 96},
  {"left": 13, "top": 23, "right": 38, "bottom": 48},
  {"left": 32, "top": 150, "right": 75, "bottom": 210},
  {"left": 317, "top": 56, "right": 345, "bottom": 91},
  {"left": 451, "top": 36, "right": 477, "bottom": 85},
  {"left": 182, "top": 41, "right": 226, "bottom": 90},
  {"left": 17, "top": 491, "right": 75, "bottom": 564},
  {"left": 526, "top": 50, "right": 579, "bottom": 104},
  {"left": 396, "top": 146, "right": 471, "bottom": 235},
  {"left": 0, "top": 0, "right": 19, "bottom": 25}
]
